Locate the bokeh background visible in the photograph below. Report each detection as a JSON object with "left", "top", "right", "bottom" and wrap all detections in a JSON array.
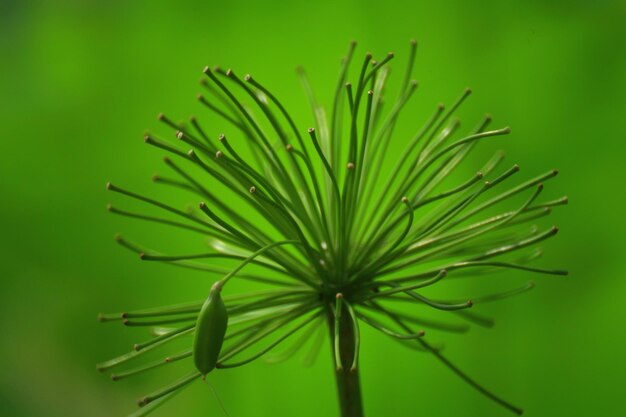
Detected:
[{"left": 1, "top": 1, "right": 625, "bottom": 416}]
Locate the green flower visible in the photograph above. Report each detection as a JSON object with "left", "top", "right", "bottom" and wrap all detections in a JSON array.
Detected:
[{"left": 99, "top": 40, "right": 567, "bottom": 417}]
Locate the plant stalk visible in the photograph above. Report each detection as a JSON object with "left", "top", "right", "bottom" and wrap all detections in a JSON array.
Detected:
[{"left": 327, "top": 307, "right": 364, "bottom": 417}]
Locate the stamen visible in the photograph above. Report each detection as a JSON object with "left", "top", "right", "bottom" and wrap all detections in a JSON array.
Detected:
[
  {"left": 334, "top": 293, "right": 344, "bottom": 371},
  {"left": 343, "top": 299, "right": 360, "bottom": 372},
  {"left": 128, "top": 389, "right": 184, "bottom": 417},
  {"left": 302, "top": 319, "right": 326, "bottom": 367},
  {"left": 217, "top": 303, "right": 317, "bottom": 364},
  {"left": 308, "top": 127, "right": 341, "bottom": 199},
  {"left": 471, "top": 226, "right": 559, "bottom": 261},
  {"left": 376, "top": 306, "right": 523, "bottom": 415},
  {"left": 111, "top": 349, "right": 192, "bottom": 381},
  {"left": 133, "top": 324, "right": 196, "bottom": 351},
  {"left": 264, "top": 315, "right": 323, "bottom": 364},
  {"left": 107, "top": 204, "right": 207, "bottom": 235},
  {"left": 217, "top": 311, "right": 321, "bottom": 369},
  {"left": 123, "top": 315, "right": 197, "bottom": 327},
  {"left": 345, "top": 82, "right": 355, "bottom": 115},
  {"left": 157, "top": 113, "right": 182, "bottom": 132},
  {"left": 357, "top": 310, "right": 425, "bottom": 339},
  {"left": 444, "top": 168, "right": 558, "bottom": 230},
  {"left": 400, "top": 39, "right": 418, "bottom": 92},
  {"left": 143, "top": 134, "right": 187, "bottom": 159},
  {"left": 96, "top": 325, "right": 195, "bottom": 372},
  {"left": 197, "top": 94, "right": 243, "bottom": 128},
  {"left": 362, "top": 270, "right": 448, "bottom": 302},
  {"left": 360, "top": 304, "right": 469, "bottom": 333},
  {"left": 417, "top": 87, "right": 473, "bottom": 162},
  {"left": 137, "top": 371, "right": 201, "bottom": 407},
  {"left": 106, "top": 182, "right": 216, "bottom": 231}
]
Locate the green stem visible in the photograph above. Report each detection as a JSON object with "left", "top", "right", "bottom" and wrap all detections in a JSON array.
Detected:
[{"left": 327, "top": 308, "right": 364, "bottom": 417}]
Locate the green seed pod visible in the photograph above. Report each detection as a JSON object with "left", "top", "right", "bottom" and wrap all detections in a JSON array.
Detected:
[{"left": 193, "top": 282, "right": 228, "bottom": 376}]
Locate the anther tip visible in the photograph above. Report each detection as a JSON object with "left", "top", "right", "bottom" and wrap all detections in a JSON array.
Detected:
[
  {"left": 464, "top": 87, "right": 472, "bottom": 95},
  {"left": 163, "top": 156, "right": 171, "bottom": 163},
  {"left": 143, "top": 134, "right": 150, "bottom": 142},
  {"left": 97, "top": 313, "right": 105, "bottom": 322},
  {"left": 410, "top": 38, "right": 417, "bottom": 46},
  {"left": 552, "top": 169, "right": 559, "bottom": 176},
  {"left": 244, "top": 74, "right": 252, "bottom": 81},
  {"left": 367, "top": 89, "right": 374, "bottom": 96},
  {"left": 122, "top": 319, "right": 130, "bottom": 326},
  {"left": 418, "top": 329, "right": 426, "bottom": 337},
  {"left": 365, "top": 52, "right": 373, "bottom": 59},
  {"left": 437, "top": 103, "right": 445, "bottom": 110},
  {"left": 110, "top": 374, "right": 118, "bottom": 381},
  {"left": 106, "top": 204, "right": 112, "bottom": 211},
  {"left": 537, "top": 182, "right": 544, "bottom": 190},
  {"left": 503, "top": 126, "right": 512, "bottom": 134},
  {"left": 286, "top": 144, "right": 293, "bottom": 152},
  {"left": 105, "top": 182, "right": 112, "bottom": 190},
  {"left": 345, "top": 82, "right": 352, "bottom": 87},
  {"left": 347, "top": 162, "right": 355, "bottom": 170},
  {"left": 476, "top": 171, "right": 484, "bottom": 178},
  {"left": 137, "top": 397, "right": 149, "bottom": 407},
  {"left": 139, "top": 252, "right": 146, "bottom": 260},
  {"left": 307, "top": 127, "right": 315, "bottom": 133},
  {"left": 225, "top": 68, "right": 233, "bottom": 76},
  {"left": 114, "top": 233, "right": 122, "bottom": 241},
  {"left": 401, "top": 196, "right": 408, "bottom": 203},
  {"left": 157, "top": 112, "right": 165, "bottom": 120},
  {"left": 187, "top": 149, "right": 196, "bottom": 157},
  {"left": 484, "top": 113, "right": 492, "bottom": 121},
  {"left": 513, "top": 164, "right": 520, "bottom": 172},
  {"left": 336, "top": 293, "right": 343, "bottom": 299},
  {"left": 151, "top": 174, "right": 159, "bottom": 182},
  {"left": 202, "top": 65, "right": 210, "bottom": 74},
  {"left": 199, "top": 202, "right": 206, "bottom": 209},
  {"left": 218, "top": 133, "right": 225, "bottom": 141},
  {"left": 551, "top": 226, "right": 559, "bottom": 234},
  {"left": 387, "top": 52, "right": 394, "bottom": 58},
  {"left": 165, "top": 357, "right": 172, "bottom": 363},
  {"left": 249, "top": 186, "right": 257, "bottom": 194},
  {"left": 196, "top": 93, "right": 204, "bottom": 101},
  {"left": 215, "top": 150, "right": 223, "bottom": 158},
  {"left": 467, "top": 300, "right": 474, "bottom": 307},
  {"left": 175, "top": 130, "right": 183, "bottom": 139}
]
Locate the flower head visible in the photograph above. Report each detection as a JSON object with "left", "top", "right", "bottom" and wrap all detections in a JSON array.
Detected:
[{"left": 99, "top": 40, "right": 567, "bottom": 416}]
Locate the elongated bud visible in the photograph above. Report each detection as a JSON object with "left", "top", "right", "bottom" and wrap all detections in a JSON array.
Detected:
[{"left": 192, "top": 282, "right": 228, "bottom": 376}]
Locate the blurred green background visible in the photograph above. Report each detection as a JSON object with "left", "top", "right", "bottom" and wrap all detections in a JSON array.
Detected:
[{"left": 1, "top": 0, "right": 625, "bottom": 416}]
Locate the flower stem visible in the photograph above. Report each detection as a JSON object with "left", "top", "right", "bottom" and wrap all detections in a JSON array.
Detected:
[{"left": 327, "top": 308, "right": 364, "bottom": 417}]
